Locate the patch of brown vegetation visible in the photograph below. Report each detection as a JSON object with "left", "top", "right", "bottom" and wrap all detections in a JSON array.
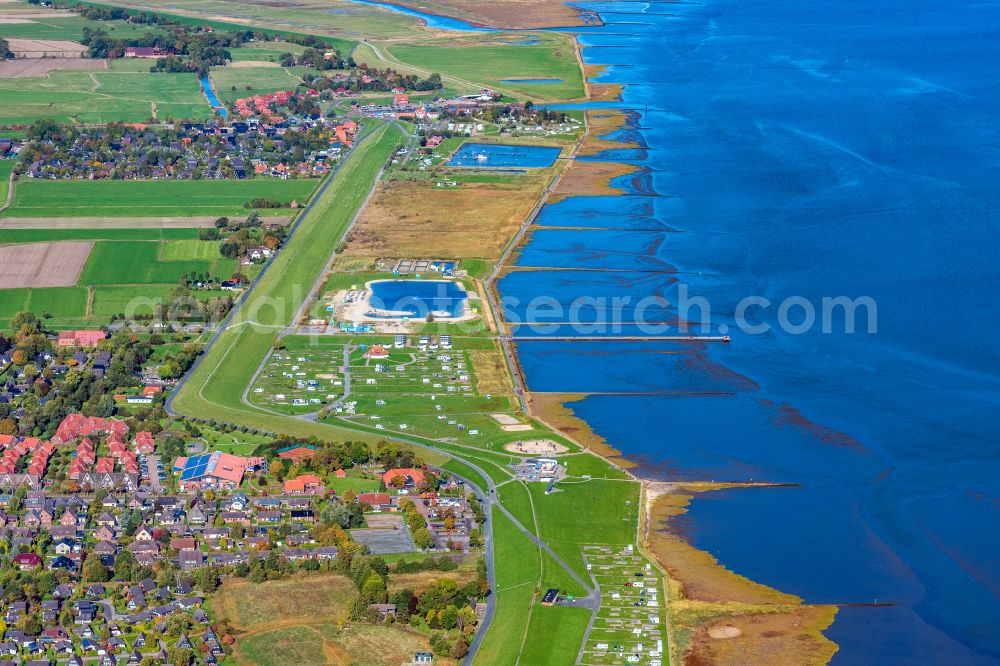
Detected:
[
  {"left": 346, "top": 177, "right": 548, "bottom": 260},
  {"left": 578, "top": 110, "right": 639, "bottom": 156},
  {"left": 468, "top": 345, "right": 512, "bottom": 396},
  {"left": 681, "top": 604, "right": 838, "bottom": 666},
  {"left": 0, "top": 57, "right": 106, "bottom": 78},
  {"left": 548, "top": 160, "right": 639, "bottom": 203},
  {"left": 0, "top": 240, "right": 93, "bottom": 288}
]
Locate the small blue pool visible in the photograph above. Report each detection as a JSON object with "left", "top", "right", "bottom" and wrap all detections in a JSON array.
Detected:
[
  {"left": 368, "top": 280, "right": 467, "bottom": 319},
  {"left": 500, "top": 78, "right": 565, "bottom": 84},
  {"left": 447, "top": 143, "right": 560, "bottom": 168}
]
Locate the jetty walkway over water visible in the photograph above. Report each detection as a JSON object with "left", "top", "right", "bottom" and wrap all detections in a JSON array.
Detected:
[{"left": 506, "top": 334, "right": 731, "bottom": 343}]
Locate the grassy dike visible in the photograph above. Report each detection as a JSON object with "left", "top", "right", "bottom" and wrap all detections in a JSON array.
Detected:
[{"left": 169, "top": 122, "right": 404, "bottom": 446}]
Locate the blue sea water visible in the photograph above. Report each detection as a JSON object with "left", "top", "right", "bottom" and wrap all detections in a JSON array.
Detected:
[
  {"left": 368, "top": 279, "right": 466, "bottom": 318},
  {"left": 447, "top": 143, "right": 561, "bottom": 168},
  {"left": 496, "top": 0, "right": 1000, "bottom": 662}
]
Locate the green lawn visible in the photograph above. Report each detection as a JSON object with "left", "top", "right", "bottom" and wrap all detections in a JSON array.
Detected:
[
  {"left": 3, "top": 179, "right": 319, "bottom": 218},
  {"left": 388, "top": 33, "right": 586, "bottom": 101},
  {"left": 79, "top": 241, "right": 237, "bottom": 285}
]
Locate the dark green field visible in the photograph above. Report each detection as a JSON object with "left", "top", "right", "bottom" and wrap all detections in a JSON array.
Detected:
[
  {"left": 3, "top": 179, "right": 320, "bottom": 218},
  {"left": 78, "top": 241, "right": 238, "bottom": 285}
]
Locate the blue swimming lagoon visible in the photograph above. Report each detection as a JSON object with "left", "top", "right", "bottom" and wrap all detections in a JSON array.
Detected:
[
  {"left": 367, "top": 280, "right": 467, "bottom": 319},
  {"left": 447, "top": 143, "right": 560, "bottom": 168}
]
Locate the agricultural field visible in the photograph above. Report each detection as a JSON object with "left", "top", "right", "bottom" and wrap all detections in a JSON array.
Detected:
[
  {"left": 227, "top": 40, "right": 307, "bottom": 62},
  {"left": 0, "top": 59, "right": 213, "bottom": 125},
  {"left": 0, "top": 160, "right": 15, "bottom": 207},
  {"left": 0, "top": 12, "right": 167, "bottom": 42},
  {"left": 0, "top": 286, "right": 88, "bottom": 320},
  {"left": 76, "top": 0, "right": 423, "bottom": 40},
  {"left": 78, "top": 240, "right": 237, "bottom": 285},
  {"left": 2, "top": 178, "right": 317, "bottom": 219},
  {"left": 385, "top": 32, "right": 586, "bottom": 100}
]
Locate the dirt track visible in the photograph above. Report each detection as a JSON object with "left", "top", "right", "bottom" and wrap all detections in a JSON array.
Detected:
[{"left": 0, "top": 240, "right": 93, "bottom": 288}]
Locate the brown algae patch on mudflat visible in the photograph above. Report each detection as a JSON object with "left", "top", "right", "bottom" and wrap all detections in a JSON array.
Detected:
[{"left": 580, "top": 109, "right": 640, "bottom": 156}]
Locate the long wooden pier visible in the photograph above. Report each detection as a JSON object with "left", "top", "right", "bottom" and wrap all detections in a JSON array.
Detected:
[{"left": 507, "top": 335, "right": 731, "bottom": 343}]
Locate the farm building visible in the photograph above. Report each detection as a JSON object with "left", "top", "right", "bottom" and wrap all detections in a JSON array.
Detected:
[{"left": 124, "top": 47, "right": 172, "bottom": 58}]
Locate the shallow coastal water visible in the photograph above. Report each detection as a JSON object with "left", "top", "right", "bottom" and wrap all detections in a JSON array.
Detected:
[{"left": 499, "top": 0, "right": 1000, "bottom": 662}]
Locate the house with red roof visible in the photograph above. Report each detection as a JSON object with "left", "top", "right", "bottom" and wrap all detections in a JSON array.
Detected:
[
  {"left": 13, "top": 552, "right": 42, "bottom": 570},
  {"left": 57, "top": 330, "right": 106, "bottom": 348},
  {"left": 382, "top": 468, "right": 427, "bottom": 489},
  {"left": 277, "top": 446, "right": 318, "bottom": 463},
  {"left": 284, "top": 474, "right": 324, "bottom": 495}
]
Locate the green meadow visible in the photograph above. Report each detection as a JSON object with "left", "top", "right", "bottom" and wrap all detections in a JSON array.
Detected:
[
  {"left": 0, "top": 14, "right": 166, "bottom": 41},
  {"left": 77, "top": 0, "right": 421, "bottom": 40},
  {"left": 388, "top": 33, "right": 586, "bottom": 101},
  {"left": 78, "top": 240, "right": 238, "bottom": 285},
  {"left": 3, "top": 178, "right": 319, "bottom": 218},
  {"left": 0, "top": 63, "right": 212, "bottom": 125},
  {"left": 0, "top": 161, "right": 13, "bottom": 204},
  {"left": 0, "top": 229, "right": 199, "bottom": 244},
  {"left": 227, "top": 40, "right": 307, "bottom": 62},
  {"left": 209, "top": 63, "right": 306, "bottom": 103},
  {"left": 0, "top": 287, "right": 89, "bottom": 320}
]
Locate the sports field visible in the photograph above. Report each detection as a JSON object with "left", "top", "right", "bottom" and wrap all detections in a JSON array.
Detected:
[{"left": 3, "top": 179, "right": 319, "bottom": 218}]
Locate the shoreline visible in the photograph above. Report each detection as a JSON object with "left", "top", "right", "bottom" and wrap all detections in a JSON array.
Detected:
[{"left": 495, "top": 23, "right": 844, "bottom": 665}]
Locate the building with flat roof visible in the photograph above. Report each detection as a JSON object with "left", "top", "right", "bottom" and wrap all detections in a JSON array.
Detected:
[{"left": 174, "top": 451, "right": 258, "bottom": 491}]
